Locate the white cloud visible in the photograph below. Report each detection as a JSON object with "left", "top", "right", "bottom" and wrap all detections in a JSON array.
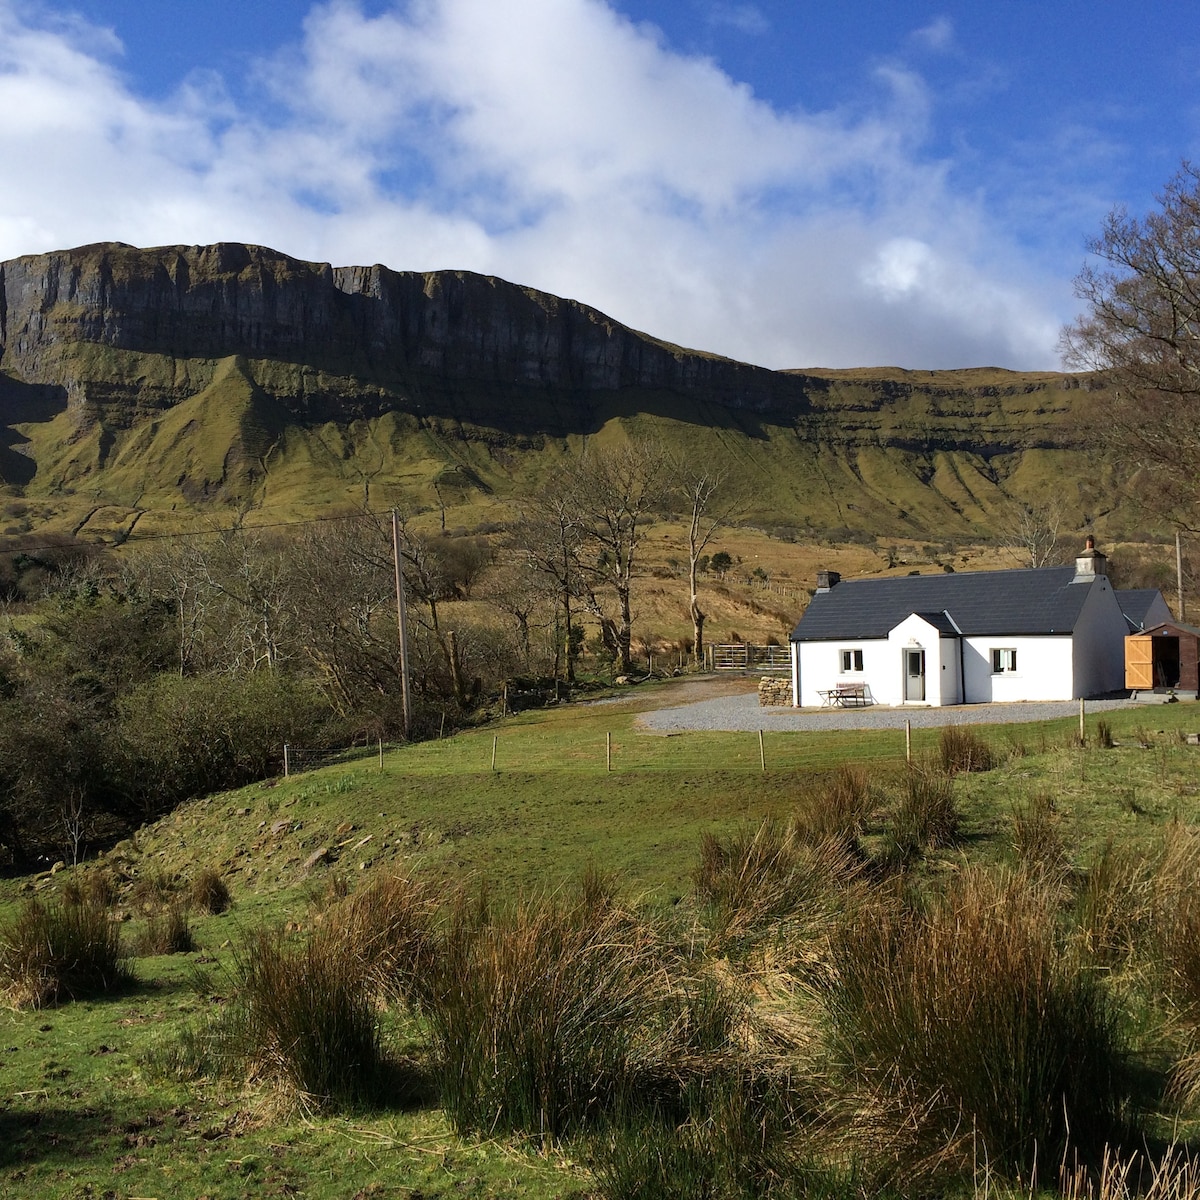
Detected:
[
  {"left": 704, "top": 4, "right": 770, "bottom": 36},
  {"left": 910, "top": 16, "right": 956, "bottom": 55},
  {"left": 0, "top": 0, "right": 1071, "bottom": 369}
]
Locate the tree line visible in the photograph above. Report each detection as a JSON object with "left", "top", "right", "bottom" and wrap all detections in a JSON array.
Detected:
[{"left": 0, "top": 443, "right": 729, "bottom": 865}]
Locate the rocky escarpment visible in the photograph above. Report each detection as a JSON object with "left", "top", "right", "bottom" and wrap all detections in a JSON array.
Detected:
[{"left": 0, "top": 242, "right": 806, "bottom": 423}]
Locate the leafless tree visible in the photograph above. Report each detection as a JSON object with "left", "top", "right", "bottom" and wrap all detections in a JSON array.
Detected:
[
  {"left": 1061, "top": 162, "right": 1200, "bottom": 529},
  {"left": 671, "top": 459, "right": 728, "bottom": 666},
  {"left": 569, "top": 442, "right": 668, "bottom": 675},
  {"left": 999, "top": 499, "right": 1068, "bottom": 568}
]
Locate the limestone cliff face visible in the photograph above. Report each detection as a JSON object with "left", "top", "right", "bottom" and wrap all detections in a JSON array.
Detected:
[{"left": 0, "top": 242, "right": 798, "bottom": 418}]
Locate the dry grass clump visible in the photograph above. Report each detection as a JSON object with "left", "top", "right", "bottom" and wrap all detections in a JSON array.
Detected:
[
  {"left": 322, "top": 872, "right": 440, "bottom": 1005},
  {"left": 886, "top": 764, "right": 961, "bottom": 862},
  {"left": 1010, "top": 793, "right": 1071, "bottom": 881},
  {"left": 792, "top": 765, "right": 878, "bottom": 852},
  {"left": 135, "top": 903, "right": 196, "bottom": 956},
  {"left": 422, "top": 881, "right": 665, "bottom": 1140},
  {"left": 0, "top": 898, "right": 132, "bottom": 1008},
  {"left": 61, "top": 868, "right": 119, "bottom": 909},
  {"left": 824, "top": 867, "right": 1135, "bottom": 1187},
  {"left": 939, "top": 724, "right": 995, "bottom": 774},
  {"left": 189, "top": 868, "right": 231, "bottom": 915},
  {"left": 1076, "top": 839, "right": 1154, "bottom": 968},
  {"left": 1060, "top": 1145, "right": 1200, "bottom": 1200},
  {"left": 221, "top": 925, "right": 385, "bottom": 1112},
  {"left": 694, "top": 818, "right": 863, "bottom": 953}
]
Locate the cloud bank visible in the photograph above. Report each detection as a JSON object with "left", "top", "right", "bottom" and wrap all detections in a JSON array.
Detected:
[{"left": 0, "top": 0, "right": 1069, "bottom": 369}]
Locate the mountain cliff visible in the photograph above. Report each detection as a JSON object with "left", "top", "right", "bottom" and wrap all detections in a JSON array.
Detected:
[{"left": 0, "top": 241, "right": 1116, "bottom": 542}]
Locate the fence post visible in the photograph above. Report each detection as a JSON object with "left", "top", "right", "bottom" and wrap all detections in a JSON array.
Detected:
[
  {"left": 606, "top": 732, "right": 612, "bottom": 773},
  {"left": 491, "top": 736, "right": 498, "bottom": 772},
  {"left": 1079, "top": 697, "right": 1085, "bottom": 744},
  {"left": 758, "top": 729, "right": 766, "bottom": 773},
  {"left": 905, "top": 721, "right": 911, "bottom": 764},
  {"left": 283, "top": 743, "right": 290, "bottom": 778},
  {"left": 379, "top": 738, "right": 384, "bottom": 772}
]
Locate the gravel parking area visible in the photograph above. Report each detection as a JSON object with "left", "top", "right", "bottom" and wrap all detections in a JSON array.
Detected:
[{"left": 637, "top": 690, "right": 1142, "bottom": 734}]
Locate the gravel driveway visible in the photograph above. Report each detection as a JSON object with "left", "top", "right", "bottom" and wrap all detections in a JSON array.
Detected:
[{"left": 637, "top": 689, "right": 1142, "bottom": 733}]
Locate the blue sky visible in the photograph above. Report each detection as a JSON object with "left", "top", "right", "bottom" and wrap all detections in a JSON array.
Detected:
[{"left": 1, "top": 0, "right": 1197, "bottom": 371}]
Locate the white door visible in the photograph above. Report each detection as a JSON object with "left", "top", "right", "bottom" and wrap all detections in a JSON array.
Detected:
[{"left": 904, "top": 648, "right": 926, "bottom": 701}]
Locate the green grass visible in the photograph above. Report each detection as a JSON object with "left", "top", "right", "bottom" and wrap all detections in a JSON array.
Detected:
[{"left": 1, "top": 692, "right": 1200, "bottom": 1197}]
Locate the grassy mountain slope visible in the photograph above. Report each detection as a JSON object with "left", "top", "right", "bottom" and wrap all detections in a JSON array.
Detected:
[{"left": 0, "top": 243, "right": 1124, "bottom": 544}]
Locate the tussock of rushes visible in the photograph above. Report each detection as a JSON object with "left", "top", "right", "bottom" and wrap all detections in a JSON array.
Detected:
[
  {"left": 694, "top": 819, "right": 863, "bottom": 953},
  {"left": 224, "top": 925, "right": 383, "bottom": 1112},
  {"left": 1010, "top": 793, "right": 1071, "bottom": 880},
  {"left": 322, "top": 872, "right": 439, "bottom": 1005},
  {"left": 887, "top": 765, "right": 960, "bottom": 861},
  {"left": 939, "top": 724, "right": 995, "bottom": 774},
  {"left": 135, "top": 904, "right": 196, "bottom": 956},
  {"left": 424, "top": 884, "right": 665, "bottom": 1140},
  {"left": 1076, "top": 839, "right": 1154, "bottom": 967},
  {"left": 190, "top": 869, "right": 231, "bottom": 915},
  {"left": 825, "top": 867, "right": 1135, "bottom": 1186},
  {"left": 792, "top": 765, "right": 877, "bottom": 852},
  {"left": 0, "top": 899, "right": 132, "bottom": 1009},
  {"left": 1060, "top": 1146, "right": 1200, "bottom": 1200},
  {"left": 1149, "top": 826, "right": 1200, "bottom": 1105}
]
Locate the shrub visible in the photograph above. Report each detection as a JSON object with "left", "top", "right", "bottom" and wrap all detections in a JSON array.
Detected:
[
  {"left": 938, "top": 724, "right": 995, "bottom": 774},
  {"left": 0, "top": 899, "right": 132, "bottom": 1008},
  {"left": 135, "top": 904, "right": 195, "bottom": 956},
  {"left": 190, "top": 868, "right": 231, "bottom": 915},
  {"left": 824, "top": 867, "right": 1136, "bottom": 1186},
  {"left": 422, "top": 883, "right": 663, "bottom": 1140}
]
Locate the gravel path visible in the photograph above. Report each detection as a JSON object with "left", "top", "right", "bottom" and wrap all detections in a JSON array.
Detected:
[{"left": 637, "top": 691, "right": 1143, "bottom": 733}]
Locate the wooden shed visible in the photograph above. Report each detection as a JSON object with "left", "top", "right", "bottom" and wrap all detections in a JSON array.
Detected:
[{"left": 1125, "top": 620, "right": 1200, "bottom": 694}]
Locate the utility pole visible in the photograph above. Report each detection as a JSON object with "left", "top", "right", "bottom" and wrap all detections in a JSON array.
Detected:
[
  {"left": 1178, "top": 531, "right": 1186, "bottom": 622},
  {"left": 392, "top": 509, "right": 413, "bottom": 739}
]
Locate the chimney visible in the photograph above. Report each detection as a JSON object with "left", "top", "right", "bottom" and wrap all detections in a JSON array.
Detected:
[
  {"left": 1073, "top": 535, "right": 1108, "bottom": 582},
  {"left": 816, "top": 570, "right": 841, "bottom": 592}
]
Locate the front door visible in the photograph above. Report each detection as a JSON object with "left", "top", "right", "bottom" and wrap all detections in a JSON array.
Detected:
[{"left": 905, "top": 648, "right": 926, "bottom": 701}]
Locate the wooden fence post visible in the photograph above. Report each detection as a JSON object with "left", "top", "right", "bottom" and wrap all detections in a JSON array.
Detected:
[
  {"left": 606, "top": 732, "right": 612, "bottom": 773},
  {"left": 758, "top": 729, "right": 766, "bottom": 773},
  {"left": 905, "top": 721, "right": 911, "bottom": 764},
  {"left": 491, "top": 736, "right": 498, "bottom": 772},
  {"left": 283, "top": 744, "right": 290, "bottom": 778},
  {"left": 378, "top": 738, "right": 384, "bottom": 772},
  {"left": 1079, "top": 697, "right": 1085, "bottom": 744}
]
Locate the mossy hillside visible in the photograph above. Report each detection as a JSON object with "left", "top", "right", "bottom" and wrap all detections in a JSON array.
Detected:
[{"left": 1, "top": 321, "right": 1129, "bottom": 544}]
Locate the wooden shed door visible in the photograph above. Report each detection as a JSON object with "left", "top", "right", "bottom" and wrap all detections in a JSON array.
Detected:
[{"left": 1125, "top": 636, "right": 1154, "bottom": 690}]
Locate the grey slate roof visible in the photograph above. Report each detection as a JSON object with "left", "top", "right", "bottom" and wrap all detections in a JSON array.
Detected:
[
  {"left": 1117, "top": 589, "right": 1168, "bottom": 632},
  {"left": 790, "top": 566, "right": 1100, "bottom": 642}
]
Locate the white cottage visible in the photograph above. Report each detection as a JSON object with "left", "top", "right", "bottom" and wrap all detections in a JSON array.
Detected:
[{"left": 789, "top": 541, "right": 1147, "bottom": 707}]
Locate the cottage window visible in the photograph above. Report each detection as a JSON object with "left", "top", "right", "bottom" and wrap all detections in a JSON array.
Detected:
[
  {"left": 840, "top": 649, "right": 864, "bottom": 672},
  {"left": 991, "top": 648, "right": 1017, "bottom": 673}
]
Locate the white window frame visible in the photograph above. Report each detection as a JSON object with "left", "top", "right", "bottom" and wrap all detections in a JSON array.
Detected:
[
  {"left": 840, "top": 648, "right": 864, "bottom": 673},
  {"left": 991, "top": 647, "right": 1018, "bottom": 674}
]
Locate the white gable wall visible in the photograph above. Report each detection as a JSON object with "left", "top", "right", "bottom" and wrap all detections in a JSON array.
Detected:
[{"left": 1072, "top": 577, "right": 1129, "bottom": 697}]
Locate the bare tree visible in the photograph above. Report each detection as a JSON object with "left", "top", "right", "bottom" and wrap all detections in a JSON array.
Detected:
[
  {"left": 512, "top": 480, "right": 584, "bottom": 683},
  {"left": 671, "top": 460, "right": 728, "bottom": 666},
  {"left": 569, "top": 442, "right": 667, "bottom": 675},
  {"left": 999, "top": 499, "right": 1068, "bottom": 568},
  {"left": 1061, "top": 162, "right": 1200, "bottom": 529}
]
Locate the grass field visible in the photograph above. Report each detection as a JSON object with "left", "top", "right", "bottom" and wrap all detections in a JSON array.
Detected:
[{"left": 2, "top": 685, "right": 1200, "bottom": 1198}]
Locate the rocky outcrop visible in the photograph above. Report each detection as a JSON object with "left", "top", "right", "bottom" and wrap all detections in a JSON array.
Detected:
[{"left": 0, "top": 242, "right": 806, "bottom": 420}]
